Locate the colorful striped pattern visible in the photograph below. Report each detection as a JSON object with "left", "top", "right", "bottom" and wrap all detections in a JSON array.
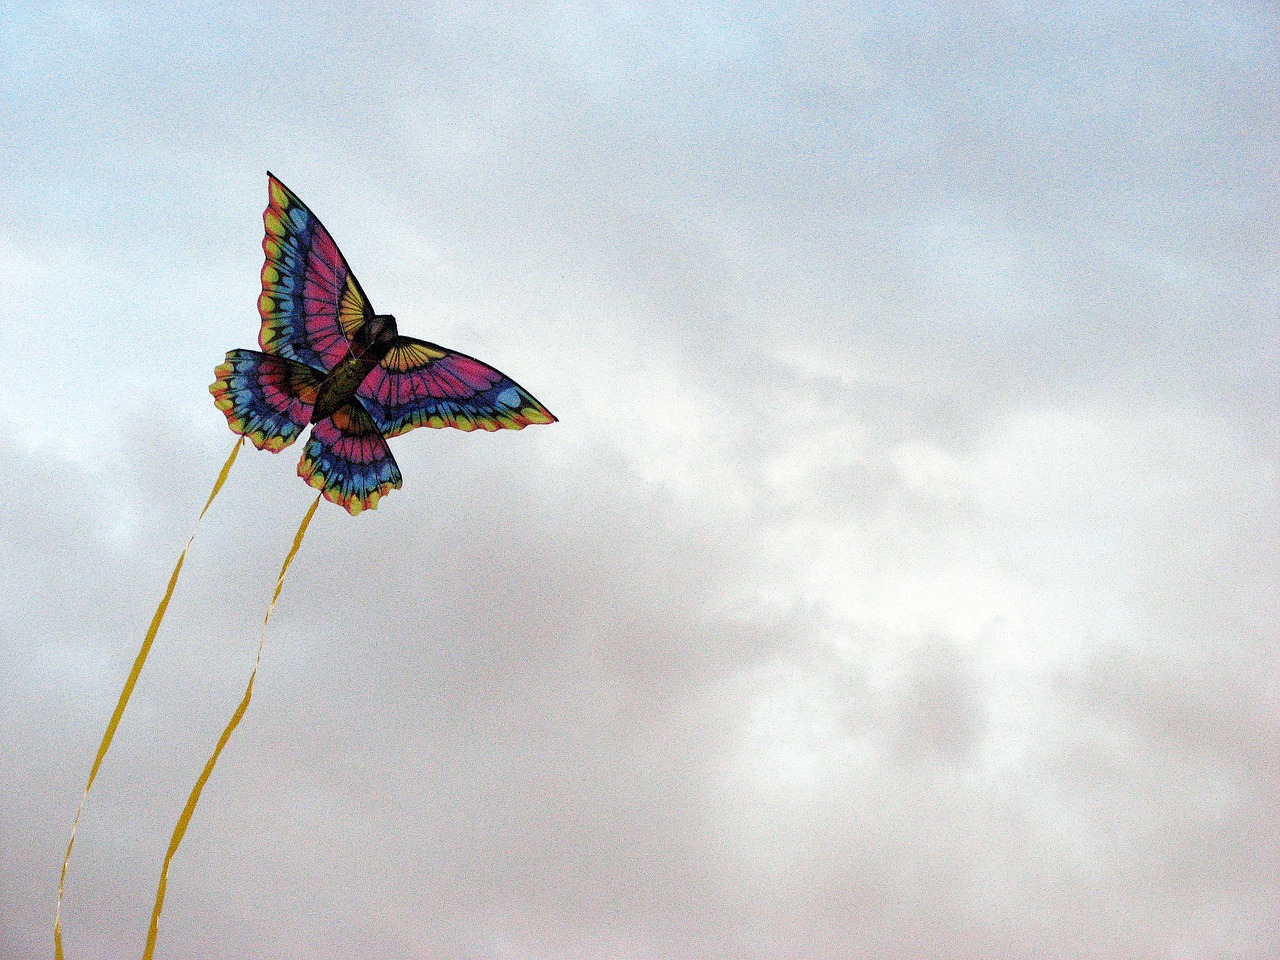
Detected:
[
  {"left": 297, "top": 403, "right": 402, "bottom": 515},
  {"left": 358, "top": 338, "right": 557, "bottom": 437},
  {"left": 211, "top": 174, "right": 558, "bottom": 515},
  {"left": 210, "top": 350, "right": 321, "bottom": 452},
  {"left": 259, "top": 174, "right": 369, "bottom": 372}
]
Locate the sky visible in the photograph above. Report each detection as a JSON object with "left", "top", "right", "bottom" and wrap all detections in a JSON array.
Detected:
[{"left": 1, "top": 1, "right": 1277, "bottom": 958}]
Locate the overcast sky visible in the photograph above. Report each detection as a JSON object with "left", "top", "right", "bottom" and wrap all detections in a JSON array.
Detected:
[{"left": 2, "top": 2, "right": 1278, "bottom": 958}]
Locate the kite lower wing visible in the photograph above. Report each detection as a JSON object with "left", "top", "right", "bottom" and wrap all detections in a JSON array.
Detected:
[
  {"left": 210, "top": 350, "right": 322, "bottom": 452},
  {"left": 297, "top": 401, "right": 402, "bottom": 515}
]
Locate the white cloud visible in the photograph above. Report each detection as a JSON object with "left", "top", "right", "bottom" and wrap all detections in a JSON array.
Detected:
[{"left": 3, "top": 2, "right": 1277, "bottom": 958}]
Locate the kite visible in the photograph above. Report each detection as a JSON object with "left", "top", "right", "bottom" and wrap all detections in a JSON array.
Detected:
[
  {"left": 55, "top": 174, "right": 556, "bottom": 959},
  {"left": 212, "top": 174, "right": 556, "bottom": 513}
]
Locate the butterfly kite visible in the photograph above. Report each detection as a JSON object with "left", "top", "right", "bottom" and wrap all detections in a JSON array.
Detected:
[
  {"left": 56, "top": 175, "right": 556, "bottom": 959},
  {"left": 213, "top": 173, "right": 556, "bottom": 512}
]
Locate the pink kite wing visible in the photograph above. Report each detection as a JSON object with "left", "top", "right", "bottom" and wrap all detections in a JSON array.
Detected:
[
  {"left": 298, "top": 402, "right": 403, "bottom": 515},
  {"left": 210, "top": 350, "right": 323, "bottom": 452},
  {"left": 356, "top": 337, "right": 557, "bottom": 438},
  {"left": 258, "top": 173, "right": 372, "bottom": 372}
]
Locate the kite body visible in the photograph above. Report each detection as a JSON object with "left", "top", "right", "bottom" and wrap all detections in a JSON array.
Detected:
[{"left": 212, "top": 174, "right": 556, "bottom": 514}]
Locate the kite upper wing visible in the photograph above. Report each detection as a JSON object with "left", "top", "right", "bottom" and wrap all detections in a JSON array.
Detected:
[
  {"left": 258, "top": 173, "right": 372, "bottom": 372},
  {"left": 356, "top": 336, "right": 557, "bottom": 438}
]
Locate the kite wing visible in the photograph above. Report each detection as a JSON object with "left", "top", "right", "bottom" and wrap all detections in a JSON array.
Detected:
[
  {"left": 210, "top": 350, "right": 323, "bottom": 452},
  {"left": 258, "top": 173, "right": 372, "bottom": 372},
  {"left": 298, "top": 401, "right": 403, "bottom": 515},
  {"left": 356, "top": 336, "right": 557, "bottom": 438}
]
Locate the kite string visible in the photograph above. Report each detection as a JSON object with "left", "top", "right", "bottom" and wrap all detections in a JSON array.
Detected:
[
  {"left": 55, "top": 437, "right": 243, "bottom": 960},
  {"left": 141, "top": 492, "right": 322, "bottom": 960}
]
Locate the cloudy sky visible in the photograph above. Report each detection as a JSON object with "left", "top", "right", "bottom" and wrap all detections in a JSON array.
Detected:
[{"left": 2, "top": 2, "right": 1277, "bottom": 958}]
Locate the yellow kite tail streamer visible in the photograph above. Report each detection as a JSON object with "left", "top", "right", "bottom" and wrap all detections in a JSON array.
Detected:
[
  {"left": 55, "top": 438, "right": 243, "bottom": 960},
  {"left": 141, "top": 493, "right": 322, "bottom": 960}
]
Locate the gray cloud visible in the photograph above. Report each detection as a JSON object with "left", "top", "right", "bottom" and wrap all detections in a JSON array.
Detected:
[{"left": 2, "top": 2, "right": 1277, "bottom": 958}]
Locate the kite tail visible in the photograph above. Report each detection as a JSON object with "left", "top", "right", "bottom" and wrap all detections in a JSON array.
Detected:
[
  {"left": 142, "top": 492, "right": 321, "bottom": 960},
  {"left": 55, "top": 438, "right": 242, "bottom": 960}
]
